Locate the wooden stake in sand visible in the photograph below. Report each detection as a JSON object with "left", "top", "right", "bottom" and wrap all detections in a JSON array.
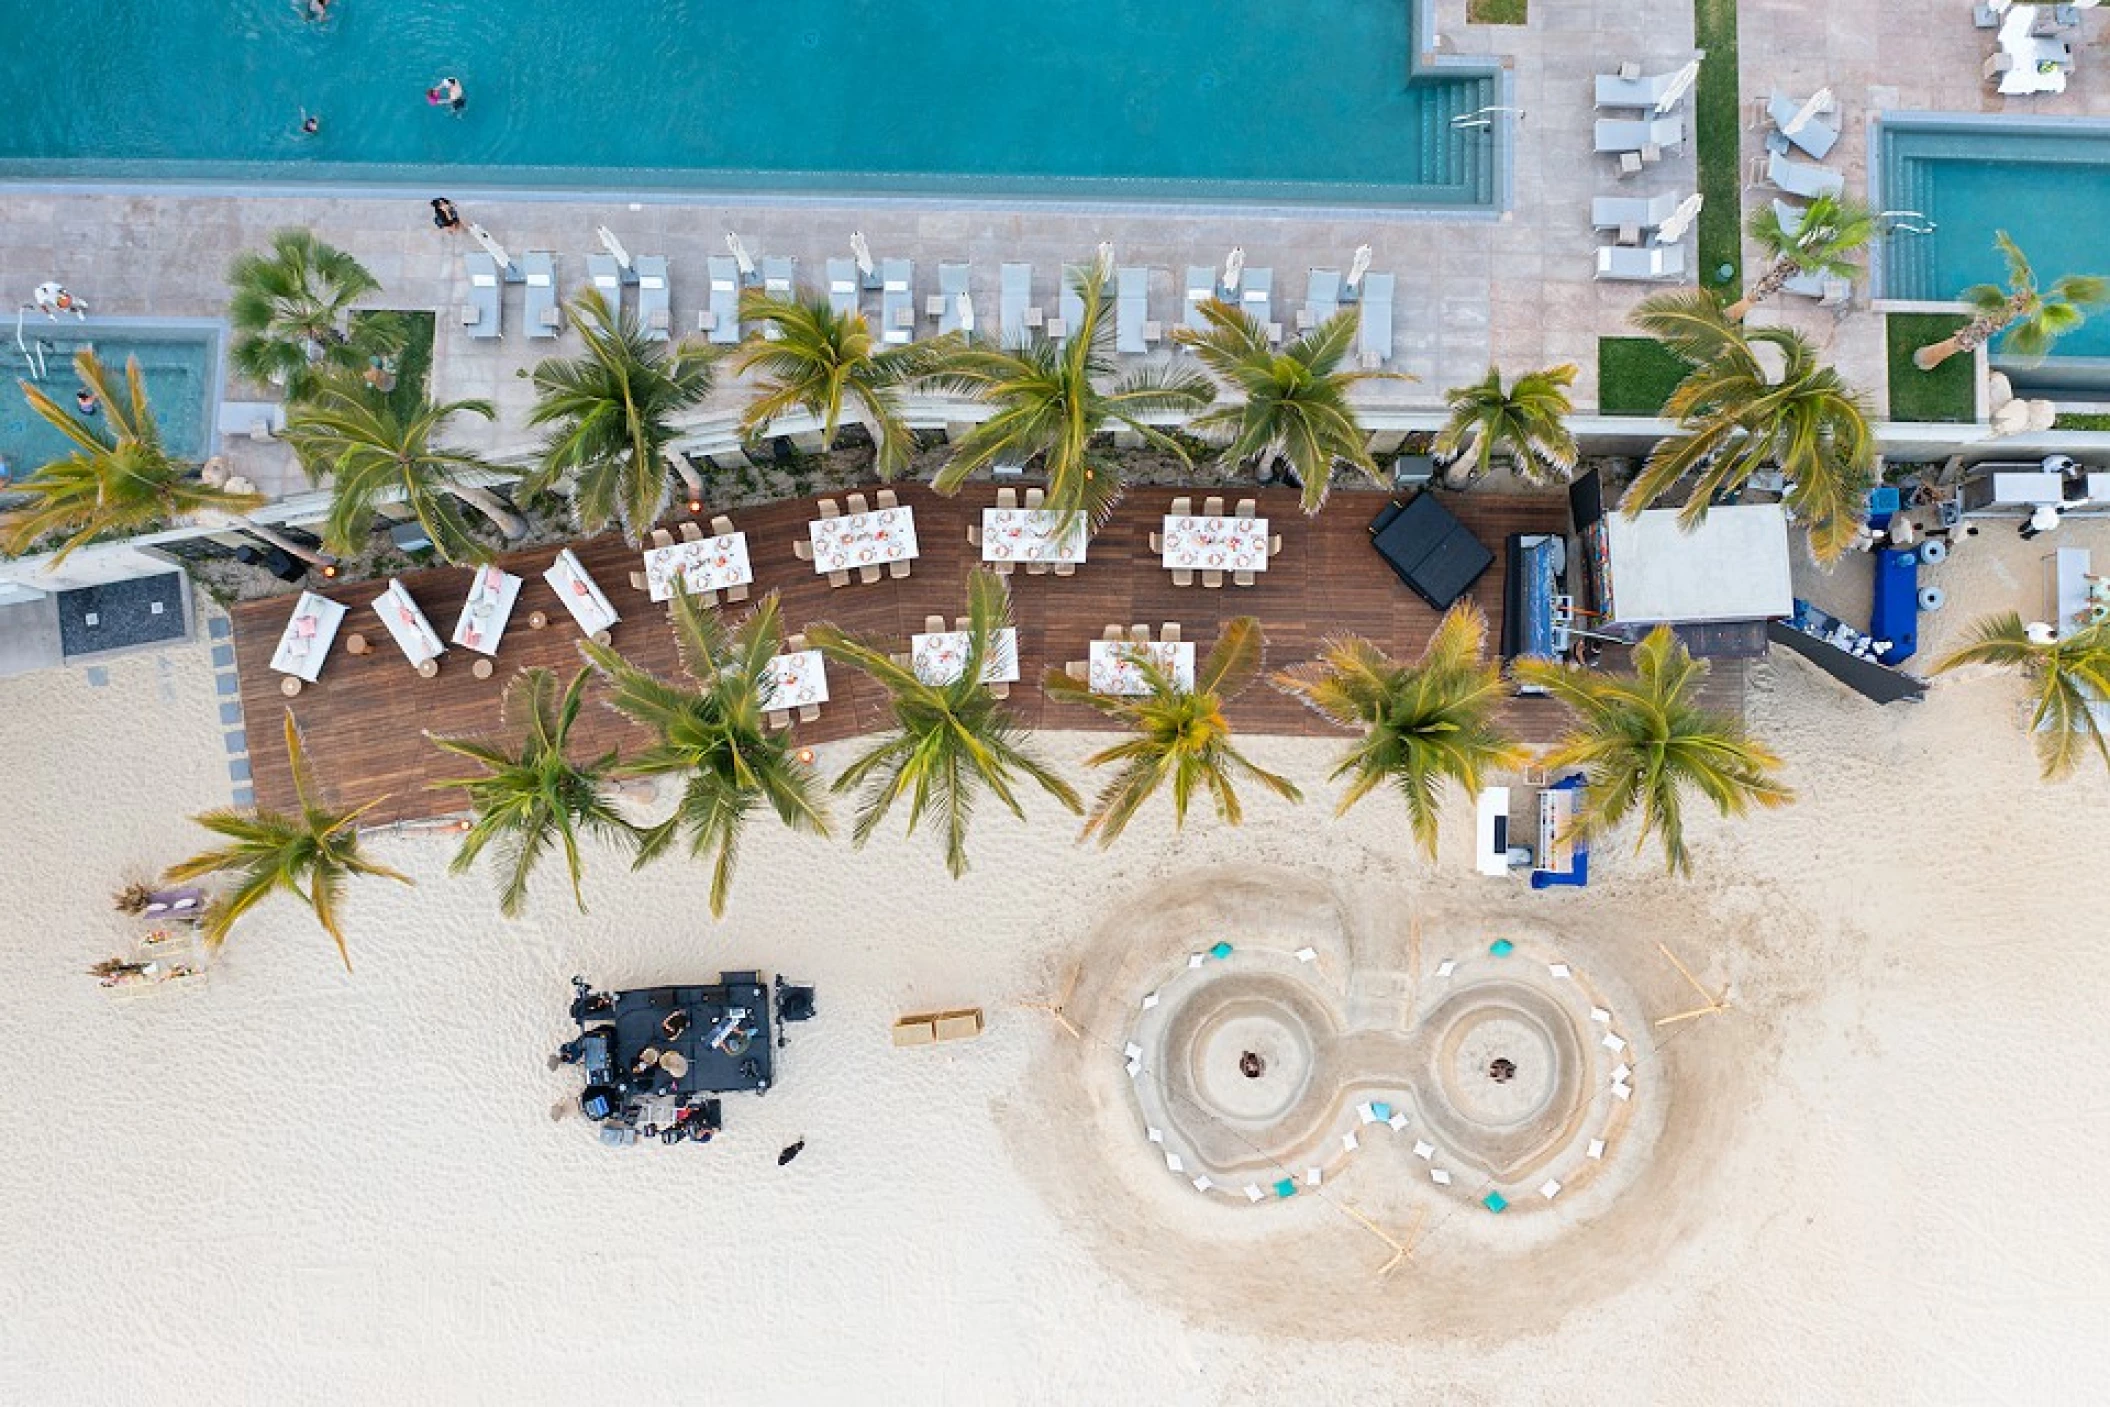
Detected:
[
  {"left": 1017, "top": 965, "right": 1084, "bottom": 1040},
  {"left": 1653, "top": 941, "right": 1733, "bottom": 1028},
  {"left": 1339, "top": 1201, "right": 1426, "bottom": 1281}
]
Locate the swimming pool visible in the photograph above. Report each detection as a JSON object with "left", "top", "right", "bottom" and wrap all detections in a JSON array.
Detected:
[
  {"left": 0, "top": 0, "right": 1500, "bottom": 208},
  {"left": 0, "top": 321, "right": 221, "bottom": 477},
  {"left": 1877, "top": 114, "right": 2110, "bottom": 390}
]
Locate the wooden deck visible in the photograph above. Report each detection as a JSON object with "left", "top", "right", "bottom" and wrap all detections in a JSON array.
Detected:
[{"left": 231, "top": 484, "right": 1576, "bottom": 824}]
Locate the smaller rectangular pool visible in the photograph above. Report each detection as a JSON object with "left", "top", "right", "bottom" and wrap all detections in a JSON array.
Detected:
[
  {"left": 1877, "top": 114, "right": 2110, "bottom": 394},
  {"left": 1, "top": 320, "right": 221, "bottom": 479}
]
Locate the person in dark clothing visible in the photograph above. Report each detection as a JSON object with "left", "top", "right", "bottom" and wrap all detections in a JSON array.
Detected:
[
  {"left": 777, "top": 1138, "right": 805, "bottom": 1167},
  {"left": 430, "top": 197, "right": 461, "bottom": 233}
]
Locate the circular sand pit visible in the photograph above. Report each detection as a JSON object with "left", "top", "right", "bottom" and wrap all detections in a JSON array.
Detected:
[
  {"left": 1155, "top": 973, "right": 1341, "bottom": 1174},
  {"left": 1416, "top": 981, "right": 1589, "bottom": 1182}
]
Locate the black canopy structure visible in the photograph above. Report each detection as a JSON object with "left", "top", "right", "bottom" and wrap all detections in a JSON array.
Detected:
[{"left": 1368, "top": 492, "right": 1495, "bottom": 610}]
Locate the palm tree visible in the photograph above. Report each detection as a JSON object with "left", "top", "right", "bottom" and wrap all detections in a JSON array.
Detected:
[
  {"left": 4, "top": 351, "right": 265, "bottom": 563},
  {"left": 1274, "top": 605, "right": 1527, "bottom": 858},
  {"left": 1043, "top": 616, "right": 1300, "bottom": 845},
  {"left": 1725, "top": 193, "right": 1876, "bottom": 322},
  {"left": 1625, "top": 290, "right": 1876, "bottom": 564},
  {"left": 1173, "top": 298, "right": 1405, "bottom": 513},
  {"left": 581, "top": 590, "right": 831, "bottom": 916},
  {"left": 1914, "top": 231, "right": 2109, "bottom": 370},
  {"left": 282, "top": 372, "right": 526, "bottom": 563},
  {"left": 924, "top": 257, "right": 1214, "bottom": 525},
  {"left": 1934, "top": 612, "right": 2110, "bottom": 780},
  {"left": 810, "top": 568, "right": 1079, "bottom": 875},
  {"left": 426, "top": 667, "right": 638, "bottom": 917},
  {"left": 521, "top": 286, "right": 718, "bottom": 544},
  {"left": 163, "top": 710, "right": 411, "bottom": 970},
  {"left": 732, "top": 288, "right": 937, "bottom": 480},
  {"left": 1512, "top": 626, "right": 1793, "bottom": 876},
  {"left": 227, "top": 228, "right": 394, "bottom": 402},
  {"left": 1431, "top": 363, "right": 1580, "bottom": 488}
]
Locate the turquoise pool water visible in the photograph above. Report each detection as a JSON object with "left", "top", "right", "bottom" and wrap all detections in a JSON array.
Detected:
[
  {"left": 1878, "top": 116, "right": 2110, "bottom": 375},
  {"left": 0, "top": 0, "right": 1498, "bottom": 206},
  {"left": 1, "top": 325, "right": 218, "bottom": 476}
]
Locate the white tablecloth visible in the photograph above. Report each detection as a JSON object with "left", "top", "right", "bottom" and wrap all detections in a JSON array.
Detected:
[
  {"left": 269, "top": 591, "right": 346, "bottom": 682},
  {"left": 1088, "top": 640, "right": 1196, "bottom": 695},
  {"left": 1161, "top": 514, "right": 1270, "bottom": 572},
  {"left": 451, "top": 565, "right": 522, "bottom": 656},
  {"left": 980, "top": 508, "right": 1087, "bottom": 565},
  {"left": 544, "top": 549, "right": 619, "bottom": 635},
  {"left": 808, "top": 506, "right": 919, "bottom": 574},
  {"left": 2000, "top": 6, "right": 2070, "bottom": 94},
  {"left": 643, "top": 532, "right": 754, "bottom": 601},
  {"left": 912, "top": 628, "right": 1021, "bottom": 685},
  {"left": 760, "top": 650, "right": 830, "bottom": 710},
  {"left": 371, "top": 579, "right": 445, "bottom": 666}
]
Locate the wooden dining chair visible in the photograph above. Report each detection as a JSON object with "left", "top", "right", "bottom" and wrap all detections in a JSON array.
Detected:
[
  {"left": 988, "top": 681, "right": 1010, "bottom": 700},
  {"left": 996, "top": 486, "right": 1019, "bottom": 510},
  {"left": 1023, "top": 487, "right": 1045, "bottom": 510},
  {"left": 1052, "top": 561, "right": 1075, "bottom": 578},
  {"left": 1172, "top": 567, "right": 1194, "bottom": 587},
  {"left": 817, "top": 498, "right": 841, "bottom": 519},
  {"left": 992, "top": 560, "right": 1014, "bottom": 576},
  {"left": 1270, "top": 535, "right": 1283, "bottom": 557},
  {"left": 875, "top": 488, "right": 899, "bottom": 511},
  {"left": 1102, "top": 623, "right": 1124, "bottom": 642},
  {"left": 1202, "top": 570, "right": 1224, "bottom": 589},
  {"left": 1169, "top": 496, "right": 1193, "bottom": 518},
  {"left": 1160, "top": 622, "right": 1181, "bottom": 644},
  {"left": 694, "top": 586, "right": 721, "bottom": 608},
  {"left": 650, "top": 527, "right": 676, "bottom": 550},
  {"left": 1025, "top": 561, "right": 1049, "bottom": 576},
  {"left": 794, "top": 538, "right": 815, "bottom": 561},
  {"left": 954, "top": 617, "right": 970, "bottom": 632},
  {"left": 766, "top": 709, "right": 791, "bottom": 731},
  {"left": 1234, "top": 498, "right": 1257, "bottom": 519},
  {"left": 846, "top": 491, "right": 871, "bottom": 516},
  {"left": 924, "top": 614, "right": 948, "bottom": 635},
  {"left": 859, "top": 564, "right": 882, "bottom": 585},
  {"left": 828, "top": 569, "right": 852, "bottom": 588},
  {"left": 967, "top": 523, "right": 983, "bottom": 546},
  {"left": 798, "top": 703, "right": 822, "bottom": 724},
  {"left": 679, "top": 521, "right": 705, "bottom": 543},
  {"left": 889, "top": 559, "right": 911, "bottom": 579},
  {"left": 1129, "top": 623, "right": 1151, "bottom": 645},
  {"left": 1202, "top": 495, "right": 1226, "bottom": 519},
  {"left": 1232, "top": 570, "right": 1255, "bottom": 588},
  {"left": 1064, "top": 661, "right": 1089, "bottom": 683},
  {"left": 724, "top": 583, "right": 750, "bottom": 603},
  {"left": 1149, "top": 531, "right": 1163, "bottom": 552},
  {"left": 787, "top": 633, "right": 808, "bottom": 653},
  {"left": 629, "top": 570, "right": 651, "bottom": 593},
  {"left": 710, "top": 515, "right": 736, "bottom": 537}
]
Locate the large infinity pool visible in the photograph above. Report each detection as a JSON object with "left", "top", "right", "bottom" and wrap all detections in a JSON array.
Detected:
[
  {"left": 0, "top": 0, "right": 1499, "bottom": 207},
  {"left": 1877, "top": 115, "right": 2110, "bottom": 388}
]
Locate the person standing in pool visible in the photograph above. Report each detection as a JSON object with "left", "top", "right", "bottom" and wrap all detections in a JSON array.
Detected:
[
  {"left": 75, "top": 388, "right": 98, "bottom": 417},
  {"left": 426, "top": 77, "right": 465, "bottom": 115},
  {"left": 299, "top": 110, "right": 320, "bottom": 137}
]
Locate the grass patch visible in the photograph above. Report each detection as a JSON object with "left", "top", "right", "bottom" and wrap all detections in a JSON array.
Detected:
[
  {"left": 1598, "top": 337, "right": 1690, "bottom": 416},
  {"left": 2055, "top": 413, "right": 2110, "bottom": 431},
  {"left": 1466, "top": 0, "right": 1528, "bottom": 22},
  {"left": 1693, "top": 0, "right": 1743, "bottom": 297},
  {"left": 350, "top": 309, "right": 436, "bottom": 423},
  {"left": 1885, "top": 313, "right": 1976, "bottom": 423}
]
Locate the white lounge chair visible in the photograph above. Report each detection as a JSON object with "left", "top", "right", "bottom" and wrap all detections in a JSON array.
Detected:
[
  {"left": 881, "top": 257, "right": 914, "bottom": 344},
  {"left": 999, "top": 263, "right": 1033, "bottom": 345},
  {"left": 463, "top": 253, "right": 501, "bottom": 340},
  {"left": 938, "top": 261, "right": 970, "bottom": 337},
  {"left": 1057, "top": 264, "right": 1089, "bottom": 343},
  {"left": 1590, "top": 192, "right": 1682, "bottom": 231},
  {"left": 1764, "top": 151, "right": 1844, "bottom": 198},
  {"left": 1767, "top": 90, "right": 1839, "bottom": 161},
  {"left": 826, "top": 257, "right": 859, "bottom": 319},
  {"left": 1595, "top": 116, "right": 1684, "bottom": 154},
  {"left": 634, "top": 255, "right": 670, "bottom": 341},
  {"left": 521, "top": 252, "right": 559, "bottom": 339},
  {"left": 587, "top": 253, "right": 624, "bottom": 309},
  {"left": 1116, "top": 266, "right": 1149, "bottom": 354},
  {"left": 1594, "top": 69, "right": 1688, "bottom": 110},
  {"left": 1356, "top": 272, "right": 1393, "bottom": 368},
  {"left": 1241, "top": 267, "right": 1273, "bottom": 336},
  {"left": 1183, "top": 266, "right": 1214, "bottom": 337},
  {"left": 1595, "top": 244, "right": 1687, "bottom": 281},
  {"left": 704, "top": 254, "right": 741, "bottom": 345},
  {"left": 1304, "top": 267, "right": 1341, "bottom": 330},
  {"left": 761, "top": 255, "right": 796, "bottom": 296}
]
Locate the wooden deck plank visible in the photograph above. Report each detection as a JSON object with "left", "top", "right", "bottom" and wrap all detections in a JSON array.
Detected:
[{"left": 231, "top": 484, "right": 1577, "bottom": 824}]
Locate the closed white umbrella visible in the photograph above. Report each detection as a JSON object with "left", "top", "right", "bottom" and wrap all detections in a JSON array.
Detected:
[
  {"left": 1095, "top": 241, "right": 1115, "bottom": 284},
  {"left": 1654, "top": 58, "right": 1702, "bottom": 114},
  {"left": 467, "top": 223, "right": 513, "bottom": 274},
  {"left": 1345, "top": 244, "right": 1372, "bottom": 292},
  {"left": 595, "top": 225, "right": 633, "bottom": 272},
  {"left": 958, "top": 292, "right": 975, "bottom": 334},
  {"left": 849, "top": 231, "right": 874, "bottom": 279},
  {"left": 1781, "top": 88, "right": 1834, "bottom": 138},
  {"left": 1654, "top": 193, "right": 1705, "bottom": 245},
  {"left": 725, "top": 232, "right": 755, "bottom": 278},
  {"left": 1222, "top": 246, "right": 1245, "bottom": 296}
]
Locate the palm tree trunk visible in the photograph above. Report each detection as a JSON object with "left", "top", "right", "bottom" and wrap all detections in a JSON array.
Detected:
[
  {"left": 1725, "top": 259, "right": 1800, "bottom": 321},
  {"left": 666, "top": 453, "right": 706, "bottom": 511},
  {"left": 452, "top": 483, "right": 529, "bottom": 540},
  {"left": 239, "top": 518, "right": 336, "bottom": 569},
  {"left": 1914, "top": 291, "right": 2031, "bottom": 370}
]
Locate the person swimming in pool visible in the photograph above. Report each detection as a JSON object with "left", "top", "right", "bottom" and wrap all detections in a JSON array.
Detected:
[{"left": 426, "top": 76, "right": 465, "bottom": 114}]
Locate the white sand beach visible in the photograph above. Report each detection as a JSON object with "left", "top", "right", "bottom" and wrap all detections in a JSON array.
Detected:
[{"left": 3, "top": 517, "right": 2108, "bottom": 1406}]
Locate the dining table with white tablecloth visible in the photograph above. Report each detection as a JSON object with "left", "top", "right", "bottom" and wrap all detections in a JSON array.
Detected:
[
  {"left": 1160, "top": 513, "right": 1270, "bottom": 572},
  {"left": 1998, "top": 5, "right": 2072, "bottom": 95},
  {"left": 911, "top": 628, "right": 1020, "bottom": 685},
  {"left": 371, "top": 579, "right": 446, "bottom": 666},
  {"left": 1087, "top": 639, "right": 1196, "bottom": 695},
  {"left": 269, "top": 591, "right": 347, "bottom": 682},
  {"left": 979, "top": 508, "right": 1087, "bottom": 565},
  {"left": 758, "top": 649, "right": 830, "bottom": 711},
  {"left": 807, "top": 505, "right": 919, "bottom": 574},
  {"left": 642, "top": 532, "right": 754, "bottom": 601},
  {"left": 450, "top": 564, "right": 522, "bottom": 656},
  {"left": 543, "top": 548, "right": 620, "bottom": 636}
]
